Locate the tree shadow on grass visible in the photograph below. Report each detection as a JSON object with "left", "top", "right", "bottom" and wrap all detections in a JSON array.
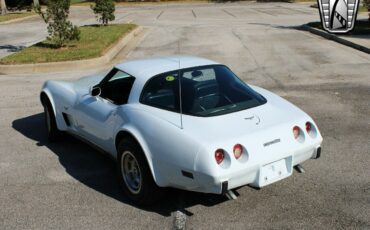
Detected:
[
  {"left": 12, "top": 113, "right": 229, "bottom": 217},
  {"left": 34, "top": 42, "right": 77, "bottom": 49},
  {"left": 34, "top": 42, "right": 61, "bottom": 49},
  {"left": 81, "top": 24, "right": 102, "bottom": 28}
]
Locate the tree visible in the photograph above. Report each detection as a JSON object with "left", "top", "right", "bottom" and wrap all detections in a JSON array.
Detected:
[
  {"left": 1, "top": 0, "right": 8, "bottom": 15},
  {"left": 91, "top": 0, "right": 115, "bottom": 26},
  {"left": 364, "top": 0, "right": 370, "bottom": 21},
  {"left": 12, "top": 0, "right": 34, "bottom": 12},
  {"left": 33, "top": 0, "right": 39, "bottom": 6},
  {"left": 34, "top": 0, "right": 80, "bottom": 48}
]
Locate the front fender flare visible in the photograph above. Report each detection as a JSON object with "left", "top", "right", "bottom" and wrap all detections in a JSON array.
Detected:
[{"left": 40, "top": 89, "right": 66, "bottom": 130}]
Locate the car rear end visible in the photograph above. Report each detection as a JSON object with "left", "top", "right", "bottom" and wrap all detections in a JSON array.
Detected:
[{"left": 190, "top": 116, "right": 322, "bottom": 194}]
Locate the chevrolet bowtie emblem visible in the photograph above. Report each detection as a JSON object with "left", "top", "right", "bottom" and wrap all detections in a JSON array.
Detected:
[{"left": 317, "top": 0, "right": 359, "bottom": 33}]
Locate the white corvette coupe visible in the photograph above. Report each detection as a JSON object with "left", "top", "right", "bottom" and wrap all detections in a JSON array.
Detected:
[{"left": 40, "top": 56, "right": 322, "bottom": 204}]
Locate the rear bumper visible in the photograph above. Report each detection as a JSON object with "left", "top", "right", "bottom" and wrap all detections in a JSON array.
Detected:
[{"left": 189, "top": 146, "right": 321, "bottom": 194}]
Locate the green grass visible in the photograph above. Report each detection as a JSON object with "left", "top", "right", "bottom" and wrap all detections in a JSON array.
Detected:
[
  {"left": 359, "top": 5, "right": 368, "bottom": 12},
  {"left": 0, "top": 12, "right": 35, "bottom": 23},
  {"left": 0, "top": 24, "right": 137, "bottom": 64},
  {"left": 308, "top": 20, "right": 370, "bottom": 35}
]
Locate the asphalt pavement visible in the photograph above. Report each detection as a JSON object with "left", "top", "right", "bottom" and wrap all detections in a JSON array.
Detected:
[{"left": 0, "top": 2, "right": 369, "bottom": 229}]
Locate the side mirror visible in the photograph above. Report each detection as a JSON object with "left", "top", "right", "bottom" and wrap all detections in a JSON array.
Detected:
[{"left": 90, "top": 86, "right": 101, "bottom": 97}]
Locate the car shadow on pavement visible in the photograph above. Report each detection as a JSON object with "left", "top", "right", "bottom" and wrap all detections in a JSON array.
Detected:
[
  {"left": 247, "top": 22, "right": 303, "bottom": 30},
  {"left": 12, "top": 113, "right": 229, "bottom": 217},
  {"left": 0, "top": 44, "right": 26, "bottom": 53}
]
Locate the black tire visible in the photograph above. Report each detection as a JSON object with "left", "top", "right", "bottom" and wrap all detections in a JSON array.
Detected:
[
  {"left": 42, "top": 97, "right": 62, "bottom": 142},
  {"left": 117, "top": 138, "right": 164, "bottom": 205}
]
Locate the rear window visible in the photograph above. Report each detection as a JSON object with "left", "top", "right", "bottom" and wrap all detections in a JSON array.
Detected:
[{"left": 140, "top": 65, "right": 266, "bottom": 116}]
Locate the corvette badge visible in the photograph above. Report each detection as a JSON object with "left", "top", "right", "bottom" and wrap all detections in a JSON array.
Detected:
[{"left": 317, "top": 0, "right": 359, "bottom": 33}]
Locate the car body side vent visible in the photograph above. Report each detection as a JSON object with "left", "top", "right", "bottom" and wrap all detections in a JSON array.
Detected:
[{"left": 62, "top": 112, "right": 71, "bottom": 126}]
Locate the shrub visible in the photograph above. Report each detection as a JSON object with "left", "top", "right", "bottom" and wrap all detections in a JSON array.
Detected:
[
  {"left": 5, "top": 0, "right": 31, "bottom": 10},
  {"left": 34, "top": 0, "right": 80, "bottom": 48},
  {"left": 364, "top": 0, "right": 370, "bottom": 8},
  {"left": 91, "top": 0, "right": 115, "bottom": 26}
]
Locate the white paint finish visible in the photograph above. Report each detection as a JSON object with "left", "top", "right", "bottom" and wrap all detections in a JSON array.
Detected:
[{"left": 41, "top": 56, "right": 322, "bottom": 194}]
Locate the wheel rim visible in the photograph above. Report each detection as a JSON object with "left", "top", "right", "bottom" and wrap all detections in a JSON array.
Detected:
[
  {"left": 45, "top": 107, "right": 51, "bottom": 133},
  {"left": 121, "top": 151, "right": 142, "bottom": 194}
]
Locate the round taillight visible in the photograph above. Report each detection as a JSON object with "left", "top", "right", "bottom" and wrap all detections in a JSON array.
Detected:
[
  {"left": 215, "top": 149, "right": 224, "bottom": 164},
  {"left": 233, "top": 144, "right": 243, "bottom": 159},
  {"left": 305, "top": 122, "right": 312, "bottom": 133},
  {"left": 293, "top": 126, "right": 300, "bottom": 139}
]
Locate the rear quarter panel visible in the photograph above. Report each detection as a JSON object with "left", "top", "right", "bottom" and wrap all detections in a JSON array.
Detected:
[{"left": 118, "top": 104, "right": 201, "bottom": 189}]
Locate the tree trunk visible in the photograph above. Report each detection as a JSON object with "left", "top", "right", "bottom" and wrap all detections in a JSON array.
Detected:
[
  {"left": 33, "top": 0, "right": 40, "bottom": 6},
  {"left": 1, "top": 0, "right": 7, "bottom": 15}
]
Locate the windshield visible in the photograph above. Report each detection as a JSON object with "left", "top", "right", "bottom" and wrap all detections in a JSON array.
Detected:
[
  {"left": 140, "top": 65, "right": 267, "bottom": 117},
  {"left": 180, "top": 65, "right": 266, "bottom": 116}
]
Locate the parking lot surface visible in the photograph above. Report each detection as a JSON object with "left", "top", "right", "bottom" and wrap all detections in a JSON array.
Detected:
[{"left": 0, "top": 2, "right": 369, "bottom": 229}]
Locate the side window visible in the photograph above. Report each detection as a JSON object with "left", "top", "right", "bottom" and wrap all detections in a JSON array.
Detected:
[
  {"left": 108, "top": 71, "right": 131, "bottom": 82},
  {"left": 140, "top": 71, "right": 179, "bottom": 111},
  {"left": 100, "top": 69, "right": 135, "bottom": 105}
]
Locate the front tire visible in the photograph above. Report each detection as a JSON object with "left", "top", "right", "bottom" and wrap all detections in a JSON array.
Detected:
[
  {"left": 42, "top": 97, "right": 62, "bottom": 142},
  {"left": 117, "top": 138, "right": 164, "bottom": 205}
]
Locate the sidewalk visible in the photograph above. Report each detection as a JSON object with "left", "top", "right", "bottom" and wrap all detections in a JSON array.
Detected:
[
  {"left": 340, "top": 35, "right": 370, "bottom": 49},
  {"left": 303, "top": 18, "right": 370, "bottom": 54}
]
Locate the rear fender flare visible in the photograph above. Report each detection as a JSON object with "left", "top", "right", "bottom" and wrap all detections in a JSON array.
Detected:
[{"left": 115, "top": 126, "right": 165, "bottom": 187}]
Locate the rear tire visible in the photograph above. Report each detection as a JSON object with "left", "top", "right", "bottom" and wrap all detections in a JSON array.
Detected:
[
  {"left": 117, "top": 138, "right": 164, "bottom": 205},
  {"left": 42, "top": 97, "right": 62, "bottom": 142}
]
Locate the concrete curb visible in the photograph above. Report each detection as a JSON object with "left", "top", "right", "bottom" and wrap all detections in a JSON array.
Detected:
[
  {"left": 0, "top": 26, "right": 143, "bottom": 74},
  {"left": 0, "top": 14, "right": 38, "bottom": 25},
  {"left": 302, "top": 24, "right": 370, "bottom": 55}
]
